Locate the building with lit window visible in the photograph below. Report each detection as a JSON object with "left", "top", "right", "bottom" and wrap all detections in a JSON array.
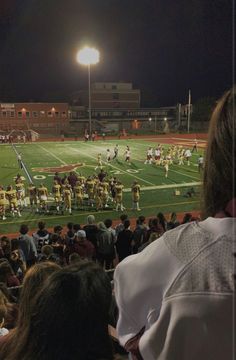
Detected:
[{"left": 0, "top": 103, "right": 70, "bottom": 135}]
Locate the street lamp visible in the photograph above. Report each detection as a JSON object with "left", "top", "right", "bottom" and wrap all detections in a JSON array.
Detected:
[{"left": 76, "top": 46, "right": 100, "bottom": 138}]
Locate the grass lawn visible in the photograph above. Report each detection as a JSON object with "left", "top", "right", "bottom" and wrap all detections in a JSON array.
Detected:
[{"left": 0, "top": 136, "right": 205, "bottom": 234}]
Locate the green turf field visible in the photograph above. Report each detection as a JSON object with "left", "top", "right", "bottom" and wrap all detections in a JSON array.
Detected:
[{"left": 0, "top": 137, "right": 205, "bottom": 234}]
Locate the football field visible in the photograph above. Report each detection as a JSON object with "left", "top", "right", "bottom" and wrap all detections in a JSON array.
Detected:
[{"left": 0, "top": 136, "right": 206, "bottom": 234}]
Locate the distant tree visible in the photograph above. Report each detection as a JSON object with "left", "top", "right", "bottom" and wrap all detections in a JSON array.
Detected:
[{"left": 192, "top": 97, "right": 216, "bottom": 122}]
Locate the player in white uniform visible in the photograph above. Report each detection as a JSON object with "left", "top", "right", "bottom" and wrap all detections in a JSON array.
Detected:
[
  {"left": 144, "top": 147, "right": 153, "bottom": 164},
  {"left": 184, "top": 149, "right": 192, "bottom": 166},
  {"left": 113, "top": 144, "right": 119, "bottom": 159},
  {"left": 124, "top": 146, "right": 131, "bottom": 165}
]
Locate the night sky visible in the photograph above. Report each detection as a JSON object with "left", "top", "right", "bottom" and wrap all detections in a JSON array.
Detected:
[{"left": 0, "top": 0, "right": 233, "bottom": 106}]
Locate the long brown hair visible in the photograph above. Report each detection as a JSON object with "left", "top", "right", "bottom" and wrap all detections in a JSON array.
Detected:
[
  {"left": 203, "top": 86, "right": 236, "bottom": 217},
  {"left": 0, "top": 261, "right": 113, "bottom": 360}
]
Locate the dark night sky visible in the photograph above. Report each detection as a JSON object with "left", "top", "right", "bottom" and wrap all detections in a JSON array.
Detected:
[{"left": 0, "top": 0, "right": 233, "bottom": 106}]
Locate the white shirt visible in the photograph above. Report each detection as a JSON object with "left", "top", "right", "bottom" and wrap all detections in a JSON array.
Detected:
[{"left": 114, "top": 218, "right": 235, "bottom": 359}]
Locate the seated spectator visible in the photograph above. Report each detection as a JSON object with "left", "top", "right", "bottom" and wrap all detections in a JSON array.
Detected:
[
  {"left": 73, "top": 223, "right": 81, "bottom": 234},
  {"left": 0, "top": 292, "right": 9, "bottom": 337},
  {"left": 9, "top": 239, "right": 26, "bottom": 281},
  {"left": 0, "top": 261, "right": 20, "bottom": 287},
  {"left": 0, "top": 237, "right": 11, "bottom": 261},
  {"left": 0, "top": 284, "right": 18, "bottom": 330},
  {"left": 15, "top": 262, "right": 60, "bottom": 327},
  {"left": 114, "top": 87, "right": 235, "bottom": 359},
  {"left": 68, "top": 252, "right": 82, "bottom": 264},
  {"left": 0, "top": 262, "right": 113, "bottom": 360}
]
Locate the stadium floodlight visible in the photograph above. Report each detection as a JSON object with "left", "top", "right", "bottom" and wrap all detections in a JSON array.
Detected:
[{"left": 76, "top": 47, "right": 100, "bottom": 138}]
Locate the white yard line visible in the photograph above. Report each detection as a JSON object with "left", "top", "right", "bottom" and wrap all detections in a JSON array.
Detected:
[
  {"left": 169, "top": 167, "right": 200, "bottom": 180},
  {"left": 69, "top": 145, "right": 155, "bottom": 186},
  {"left": 123, "top": 181, "right": 201, "bottom": 192},
  {"left": 37, "top": 144, "right": 67, "bottom": 165}
]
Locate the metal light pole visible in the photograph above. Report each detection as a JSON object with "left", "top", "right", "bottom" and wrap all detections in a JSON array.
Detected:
[
  {"left": 76, "top": 46, "right": 99, "bottom": 138},
  {"left": 187, "top": 89, "right": 191, "bottom": 133},
  {"left": 88, "top": 63, "right": 91, "bottom": 137}
]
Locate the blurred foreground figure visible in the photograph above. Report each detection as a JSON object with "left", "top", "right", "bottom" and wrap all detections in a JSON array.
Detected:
[
  {"left": 0, "top": 261, "right": 113, "bottom": 360},
  {"left": 114, "top": 87, "right": 236, "bottom": 360}
]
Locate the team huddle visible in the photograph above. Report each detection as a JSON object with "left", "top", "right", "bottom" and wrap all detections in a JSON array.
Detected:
[{"left": 0, "top": 171, "right": 141, "bottom": 220}]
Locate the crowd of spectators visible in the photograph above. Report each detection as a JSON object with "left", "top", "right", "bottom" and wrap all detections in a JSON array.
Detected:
[{"left": 0, "top": 210, "right": 197, "bottom": 359}]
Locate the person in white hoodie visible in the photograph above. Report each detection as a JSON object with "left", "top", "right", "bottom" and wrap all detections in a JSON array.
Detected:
[{"left": 114, "top": 86, "right": 236, "bottom": 360}]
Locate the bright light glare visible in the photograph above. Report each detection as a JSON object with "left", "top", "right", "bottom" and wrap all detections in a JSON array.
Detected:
[
  {"left": 76, "top": 47, "right": 99, "bottom": 65},
  {"left": 164, "top": 117, "right": 167, "bottom": 121}
]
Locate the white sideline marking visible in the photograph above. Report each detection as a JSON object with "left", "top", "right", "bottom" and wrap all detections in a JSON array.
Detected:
[
  {"left": 169, "top": 167, "right": 200, "bottom": 180},
  {"left": 37, "top": 144, "right": 67, "bottom": 165},
  {"left": 122, "top": 181, "right": 201, "bottom": 193}
]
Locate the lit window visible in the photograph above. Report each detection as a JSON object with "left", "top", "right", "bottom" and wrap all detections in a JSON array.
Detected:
[
  {"left": 61, "top": 111, "right": 66, "bottom": 118},
  {"left": 18, "top": 112, "right": 22, "bottom": 118},
  {"left": 47, "top": 111, "right": 53, "bottom": 117},
  {"left": 26, "top": 111, "right": 30, "bottom": 118},
  {"left": 2, "top": 111, "right": 7, "bottom": 117},
  {"left": 33, "top": 111, "right": 38, "bottom": 117},
  {"left": 40, "top": 111, "right": 45, "bottom": 117},
  {"left": 10, "top": 111, "right": 15, "bottom": 118}
]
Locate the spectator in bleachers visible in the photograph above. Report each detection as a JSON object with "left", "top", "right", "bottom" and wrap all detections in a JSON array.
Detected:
[
  {"left": 182, "top": 212, "right": 193, "bottom": 224},
  {"left": 104, "top": 218, "right": 117, "bottom": 241},
  {"left": 115, "top": 220, "right": 133, "bottom": 262},
  {"left": 146, "top": 217, "right": 164, "bottom": 241},
  {"left": 0, "top": 291, "right": 9, "bottom": 337},
  {"left": 96, "top": 222, "right": 116, "bottom": 270},
  {"left": 0, "top": 237, "right": 11, "bottom": 261},
  {"left": 9, "top": 239, "right": 26, "bottom": 280},
  {"left": 68, "top": 252, "right": 81, "bottom": 264},
  {"left": 50, "top": 233, "right": 64, "bottom": 262},
  {"left": 0, "top": 261, "right": 113, "bottom": 360},
  {"left": 71, "top": 230, "right": 95, "bottom": 260},
  {"left": 114, "top": 87, "right": 235, "bottom": 359},
  {"left": 115, "top": 214, "right": 128, "bottom": 237},
  {"left": 138, "top": 232, "right": 160, "bottom": 253},
  {"left": 32, "top": 221, "right": 50, "bottom": 252},
  {"left": 18, "top": 224, "right": 37, "bottom": 267},
  {"left": 167, "top": 212, "right": 180, "bottom": 230},
  {"left": 157, "top": 212, "right": 167, "bottom": 232},
  {"left": 14, "top": 262, "right": 60, "bottom": 327},
  {"left": 0, "top": 261, "right": 20, "bottom": 288},
  {"left": 83, "top": 215, "right": 99, "bottom": 251},
  {"left": 132, "top": 216, "right": 148, "bottom": 254},
  {"left": 0, "top": 284, "right": 18, "bottom": 330}
]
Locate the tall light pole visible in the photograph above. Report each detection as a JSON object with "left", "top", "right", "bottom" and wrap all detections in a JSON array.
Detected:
[{"left": 76, "top": 46, "right": 99, "bottom": 138}]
